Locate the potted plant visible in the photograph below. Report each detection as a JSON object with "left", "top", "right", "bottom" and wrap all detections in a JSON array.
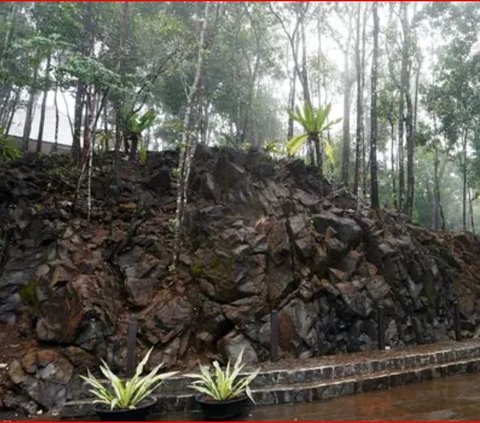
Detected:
[
  {"left": 81, "top": 348, "right": 177, "bottom": 421},
  {"left": 186, "top": 350, "right": 260, "bottom": 420}
]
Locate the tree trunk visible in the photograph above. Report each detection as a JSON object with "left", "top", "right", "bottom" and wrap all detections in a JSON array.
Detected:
[
  {"left": 406, "top": 57, "right": 421, "bottom": 218},
  {"left": 113, "top": 3, "right": 129, "bottom": 181},
  {"left": 103, "top": 99, "right": 109, "bottom": 151},
  {"left": 341, "top": 13, "right": 353, "bottom": 187},
  {"left": 244, "top": 10, "right": 261, "bottom": 147},
  {"left": 173, "top": 2, "right": 211, "bottom": 264},
  {"left": 114, "top": 113, "right": 122, "bottom": 182},
  {"left": 469, "top": 185, "right": 475, "bottom": 235},
  {"left": 287, "top": 38, "right": 297, "bottom": 140},
  {"left": 22, "top": 63, "right": 39, "bottom": 152},
  {"left": 404, "top": 89, "right": 414, "bottom": 218},
  {"left": 390, "top": 119, "right": 397, "bottom": 209},
  {"left": 462, "top": 131, "right": 468, "bottom": 232},
  {"left": 398, "top": 108, "right": 405, "bottom": 210},
  {"left": 313, "top": 134, "right": 323, "bottom": 180},
  {"left": 398, "top": 3, "right": 412, "bottom": 213},
  {"left": 5, "top": 87, "right": 19, "bottom": 135},
  {"left": 72, "top": 81, "right": 85, "bottom": 164},
  {"left": 316, "top": 14, "right": 322, "bottom": 106},
  {"left": 0, "top": 88, "right": 12, "bottom": 127},
  {"left": 300, "top": 18, "right": 312, "bottom": 109},
  {"left": 353, "top": 3, "right": 363, "bottom": 198},
  {"left": 36, "top": 53, "right": 51, "bottom": 154},
  {"left": 83, "top": 89, "right": 93, "bottom": 165},
  {"left": 129, "top": 133, "right": 138, "bottom": 161},
  {"left": 53, "top": 82, "right": 59, "bottom": 153},
  {"left": 369, "top": 3, "right": 379, "bottom": 209},
  {"left": 361, "top": 8, "right": 368, "bottom": 198},
  {"left": 86, "top": 90, "right": 96, "bottom": 222}
]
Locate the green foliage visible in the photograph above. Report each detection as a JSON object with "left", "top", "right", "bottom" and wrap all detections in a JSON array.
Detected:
[
  {"left": 19, "top": 279, "right": 38, "bottom": 309},
  {"left": 95, "top": 130, "right": 113, "bottom": 152},
  {"left": 167, "top": 218, "right": 177, "bottom": 234},
  {"left": 263, "top": 139, "right": 283, "bottom": 156},
  {"left": 61, "top": 53, "right": 121, "bottom": 90},
  {"left": 171, "top": 167, "right": 180, "bottom": 179},
  {"left": 186, "top": 350, "right": 260, "bottom": 403},
  {"left": 127, "top": 110, "right": 156, "bottom": 135},
  {"left": 0, "top": 129, "right": 22, "bottom": 162},
  {"left": 287, "top": 103, "right": 339, "bottom": 166},
  {"left": 190, "top": 264, "right": 203, "bottom": 278},
  {"left": 81, "top": 348, "right": 177, "bottom": 410}
]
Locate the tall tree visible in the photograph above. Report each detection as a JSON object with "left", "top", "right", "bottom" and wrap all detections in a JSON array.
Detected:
[
  {"left": 370, "top": 2, "right": 380, "bottom": 209},
  {"left": 402, "top": 3, "right": 416, "bottom": 218},
  {"left": 21, "top": 60, "right": 39, "bottom": 152},
  {"left": 340, "top": 9, "right": 354, "bottom": 187},
  {"left": 173, "top": 2, "right": 211, "bottom": 264},
  {"left": 36, "top": 51, "right": 51, "bottom": 153},
  {"left": 353, "top": 3, "right": 366, "bottom": 198}
]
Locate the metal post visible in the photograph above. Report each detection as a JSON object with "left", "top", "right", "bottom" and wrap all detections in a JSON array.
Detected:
[
  {"left": 270, "top": 309, "right": 279, "bottom": 362},
  {"left": 126, "top": 314, "right": 137, "bottom": 378},
  {"left": 454, "top": 301, "right": 461, "bottom": 341},
  {"left": 377, "top": 306, "right": 385, "bottom": 350}
]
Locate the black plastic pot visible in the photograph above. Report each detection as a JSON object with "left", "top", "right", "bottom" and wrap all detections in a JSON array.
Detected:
[
  {"left": 195, "top": 395, "right": 251, "bottom": 420},
  {"left": 94, "top": 396, "right": 157, "bottom": 421}
]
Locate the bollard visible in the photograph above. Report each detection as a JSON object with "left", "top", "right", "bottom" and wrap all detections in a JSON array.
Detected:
[
  {"left": 454, "top": 301, "right": 461, "bottom": 341},
  {"left": 377, "top": 306, "right": 385, "bottom": 350},
  {"left": 126, "top": 314, "right": 138, "bottom": 378},
  {"left": 270, "top": 309, "right": 279, "bottom": 362}
]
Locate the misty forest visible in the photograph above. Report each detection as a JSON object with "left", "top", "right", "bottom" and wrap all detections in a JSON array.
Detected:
[
  {"left": 1, "top": 2, "right": 480, "bottom": 230},
  {"left": 3, "top": 2, "right": 480, "bottom": 420}
]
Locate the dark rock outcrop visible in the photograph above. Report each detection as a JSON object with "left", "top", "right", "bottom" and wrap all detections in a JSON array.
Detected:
[{"left": 1, "top": 147, "right": 480, "bottom": 413}]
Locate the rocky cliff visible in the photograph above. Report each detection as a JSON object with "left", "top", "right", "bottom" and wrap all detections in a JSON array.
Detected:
[{"left": 1, "top": 146, "right": 480, "bottom": 413}]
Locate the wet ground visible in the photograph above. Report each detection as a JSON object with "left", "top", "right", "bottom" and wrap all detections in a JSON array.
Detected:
[{"left": 155, "top": 373, "right": 480, "bottom": 421}]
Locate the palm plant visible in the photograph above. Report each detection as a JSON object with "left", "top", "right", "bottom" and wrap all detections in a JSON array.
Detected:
[
  {"left": 287, "top": 103, "right": 339, "bottom": 178},
  {"left": 126, "top": 109, "right": 156, "bottom": 160}
]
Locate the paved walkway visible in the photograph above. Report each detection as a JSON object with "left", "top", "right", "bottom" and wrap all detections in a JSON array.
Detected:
[{"left": 156, "top": 372, "right": 480, "bottom": 421}]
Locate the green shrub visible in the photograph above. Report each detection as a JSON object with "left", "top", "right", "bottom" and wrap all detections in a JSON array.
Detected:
[
  {"left": 81, "top": 347, "right": 178, "bottom": 410},
  {"left": 186, "top": 349, "right": 260, "bottom": 402},
  {"left": 0, "top": 128, "right": 22, "bottom": 162}
]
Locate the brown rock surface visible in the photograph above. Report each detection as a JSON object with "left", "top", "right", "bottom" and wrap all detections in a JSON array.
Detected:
[{"left": 1, "top": 147, "right": 480, "bottom": 412}]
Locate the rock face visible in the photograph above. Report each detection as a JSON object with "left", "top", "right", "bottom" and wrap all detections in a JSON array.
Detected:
[{"left": 1, "top": 147, "right": 480, "bottom": 412}]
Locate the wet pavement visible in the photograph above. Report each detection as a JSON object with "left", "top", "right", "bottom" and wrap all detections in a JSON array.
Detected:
[{"left": 155, "top": 373, "right": 480, "bottom": 421}]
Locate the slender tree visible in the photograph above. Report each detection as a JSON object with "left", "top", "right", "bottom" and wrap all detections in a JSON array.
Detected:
[
  {"left": 173, "top": 2, "right": 211, "bottom": 264},
  {"left": 340, "top": 9, "right": 354, "bottom": 187},
  {"left": 370, "top": 2, "right": 380, "bottom": 209},
  {"left": 36, "top": 52, "right": 51, "bottom": 153},
  {"left": 22, "top": 62, "right": 39, "bottom": 152},
  {"left": 353, "top": 3, "right": 365, "bottom": 198}
]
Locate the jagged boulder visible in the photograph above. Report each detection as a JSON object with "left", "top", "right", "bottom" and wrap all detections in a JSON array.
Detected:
[
  {"left": 8, "top": 349, "right": 74, "bottom": 411},
  {"left": 311, "top": 212, "right": 362, "bottom": 247}
]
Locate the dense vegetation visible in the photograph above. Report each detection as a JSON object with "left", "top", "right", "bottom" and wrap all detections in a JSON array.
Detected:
[{"left": 1, "top": 2, "right": 480, "bottom": 235}]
